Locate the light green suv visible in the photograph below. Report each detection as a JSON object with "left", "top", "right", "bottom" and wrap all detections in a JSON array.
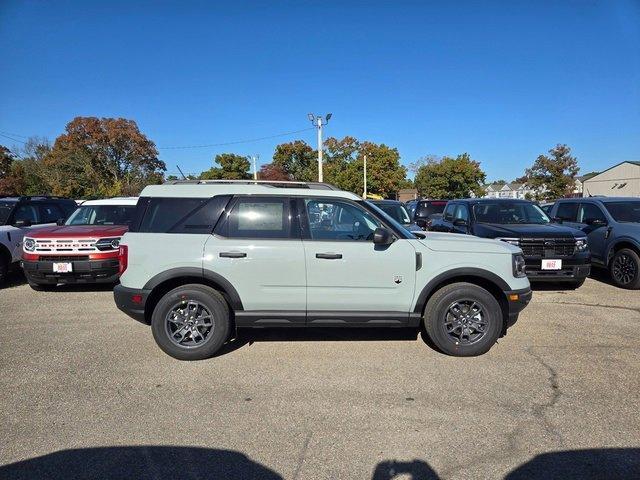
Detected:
[{"left": 114, "top": 180, "right": 531, "bottom": 360}]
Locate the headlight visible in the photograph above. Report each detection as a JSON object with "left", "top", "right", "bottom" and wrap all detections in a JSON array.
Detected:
[
  {"left": 95, "top": 237, "right": 120, "bottom": 251},
  {"left": 23, "top": 238, "right": 36, "bottom": 252},
  {"left": 497, "top": 237, "right": 520, "bottom": 246},
  {"left": 575, "top": 237, "right": 588, "bottom": 252},
  {"left": 512, "top": 253, "right": 527, "bottom": 278}
]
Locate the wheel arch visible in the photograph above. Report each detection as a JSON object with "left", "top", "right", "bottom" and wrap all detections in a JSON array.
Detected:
[
  {"left": 414, "top": 268, "right": 511, "bottom": 331},
  {"left": 607, "top": 239, "right": 640, "bottom": 265},
  {"left": 142, "top": 267, "right": 243, "bottom": 325}
]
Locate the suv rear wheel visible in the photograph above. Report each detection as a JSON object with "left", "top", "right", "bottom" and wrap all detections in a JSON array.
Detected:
[
  {"left": 151, "top": 284, "right": 230, "bottom": 360},
  {"left": 610, "top": 248, "right": 640, "bottom": 290},
  {"left": 423, "top": 282, "right": 502, "bottom": 356}
]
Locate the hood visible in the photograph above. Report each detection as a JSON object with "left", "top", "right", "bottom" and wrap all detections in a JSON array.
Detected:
[
  {"left": 27, "top": 224, "right": 128, "bottom": 239},
  {"left": 474, "top": 222, "right": 582, "bottom": 239},
  {"left": 418, "top": 232, "right": 520, "bottom": 254}
]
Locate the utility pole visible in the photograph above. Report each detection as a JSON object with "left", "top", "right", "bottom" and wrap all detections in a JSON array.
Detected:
[
  {"left": 251, "top": 154, "right": 259, "bottom": 180},
  {"left": 363, "top": 154, "right": 367, "bottom": 199},
  {"left": 308, "top": 113, "right": 332, "bottom": 182}
]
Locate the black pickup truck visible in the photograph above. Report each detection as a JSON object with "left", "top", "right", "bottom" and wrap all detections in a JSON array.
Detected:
[{"left": 430, "top": 198, "right": 591, "bottom": 286}]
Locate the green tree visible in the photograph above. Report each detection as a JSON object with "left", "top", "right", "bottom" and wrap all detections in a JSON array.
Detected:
[
  {"left": 0, "top": 145, "right": 16, "bottom": 194},
  {"left": 524, "top": 144, "right": 579, "bottom": 200},
  {"left": 414, "top": 153, "right": 486, "bottom": 199},
  {"left": 272, "top": 140, "right": 317, "bottom": 182},
  {"left": 45, "top": 117, "right": 165, "bottom": 197},
  {"left": 199, "top": 153, "right": 251, "bottom": 180}
]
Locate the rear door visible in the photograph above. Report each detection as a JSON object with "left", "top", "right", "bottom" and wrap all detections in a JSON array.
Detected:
[
  {"left": 299, "top": 197, "right": 416, "bottom": 325},
  {"left": 203, "top": 196, "right": 307, "bottom": 325}
]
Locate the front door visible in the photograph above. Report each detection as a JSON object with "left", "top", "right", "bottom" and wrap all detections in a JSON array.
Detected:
[
  {"left": 203, "top": 196, "right": 307, "bottom": 325},
  {"left": 577, "top": 203, "right": 609, "bottom": 264},
  {"left": 299, "top": 197, "right": 417, "bottom": 325}
]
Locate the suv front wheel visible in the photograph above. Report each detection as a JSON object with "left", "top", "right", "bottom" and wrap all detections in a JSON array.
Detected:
[
  {"left": 423, "top": 282, "right": 503, "bottom": 356},
  {"left": 151, "top": 284, "right": 230, "bottom": 360}
]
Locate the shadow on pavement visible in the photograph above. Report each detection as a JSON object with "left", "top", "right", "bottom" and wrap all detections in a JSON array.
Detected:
[
  {"left": 372, "top": 459, "right": 439, "bottom": 480},
  {"left": 0, "top": 270, "right": 27, "bottom": 289},
  {"left": 0, "top": 446, "right": 283, "bottom": 480},
  {"left": 588, "top": 265, "right": 618, "bottom": 288}
]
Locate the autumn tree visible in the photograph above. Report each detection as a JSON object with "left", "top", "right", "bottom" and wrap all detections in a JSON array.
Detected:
[
  {"left": 272, "top": 140, "right": 317, "bottom": 182},
  {"left": 258, "top": 163, "right": 290, "bottom": 180},
  {"left": 44, "top": 117, "right": 165, "bottom": 197},
  {"left": 414, "top": 153, "right": 486, "bottom": 199},
  {"left": 0, "top": 146, "right": 16, "bottom": 194},
  {"left": 523, "top": 144, "right": 579, "bottom": 200},
  {"left": 199, "top": 153, "right": 251, "bottom": 180}
]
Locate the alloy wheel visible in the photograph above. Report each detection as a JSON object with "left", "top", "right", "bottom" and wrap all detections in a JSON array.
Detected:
[
  {"left": 443, "top": 300, "right": 488, "bottom": 345},
  {"left": 165, "top": 300, "right": 214, "bottom": 348},
  {"left": 612, "top": 253, "right": 637, "bottom": 285}
]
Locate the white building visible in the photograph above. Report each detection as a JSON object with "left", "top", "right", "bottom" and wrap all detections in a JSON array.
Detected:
[
  {"left": 583, "top": 161, "right": 640, "bottom": 197},
  {"left": 483, "top": 182, "right": 535, "bottom": 200}
]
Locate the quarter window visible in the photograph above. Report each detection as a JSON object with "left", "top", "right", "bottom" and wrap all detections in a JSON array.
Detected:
[
  {"left": 139, "top": 198, "right": 210, "bottom": 233},
  {"left": 304, "top": 199, "right": 382, "bottom": 241}
]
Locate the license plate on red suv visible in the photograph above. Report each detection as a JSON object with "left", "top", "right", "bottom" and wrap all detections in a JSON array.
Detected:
[{"left": 52, "top": 262, "right": 73, "bottom": 273}]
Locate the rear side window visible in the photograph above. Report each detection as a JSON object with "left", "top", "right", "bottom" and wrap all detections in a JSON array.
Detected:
[
  {"left": 556, "top": 202, "right": 578, "bottom": 221},
  {"left": 138, "top": 197, "right": 230, "bottom": 234},
  {"left": 578, "top": 203, "right": 606, "bottom": 223},
  {"left": 218, "top": 197, "right": 291, "bottom": 239},
  {"left": 38, "top": 204, "right": 64, "bottom": 223},
  {"left": 13, "top": 204, "right": 39, "bottom": 224}
]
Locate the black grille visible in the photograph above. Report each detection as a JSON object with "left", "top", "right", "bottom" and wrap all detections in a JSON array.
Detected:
[
  {"left": 39, "top": 256, "right": 90, "bottom": 262},
  {"left": 520, "top": 238, "right": 576, "bottom": 257}
]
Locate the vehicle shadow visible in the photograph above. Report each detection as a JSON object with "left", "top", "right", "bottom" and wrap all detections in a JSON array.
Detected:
[
  {"left": 588, "top": 265, "right": 618, "bottom": 287},
  {"left": 219, "top": 327, "right": 420, "bottom": 357},
  {"left": 0, "top": 270, "right": 27, "bottom": 289},
  {"left": 529, "top": 282, "right": 581, "bottom": 292},
  {"left": 371, "top": 459, "right": 439, "bottom": 480},
  {"left": 0, "top": 446, "right": 284, "bottom": 480}
]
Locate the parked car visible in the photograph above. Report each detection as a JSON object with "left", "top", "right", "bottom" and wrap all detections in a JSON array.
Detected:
[
  {"left": 114, "top": 180, "right": 531, "bottom": 360},
  {"left": 21, "top": 197, "right": 138, "bottom": 289},
  {"left": 549, "top": 197, "right": 640, "bottom": 289},
  {"left": 0, "top": 196, "right": 77, "bottom": 283},
  {"left": 406, "top": 199, "right": 448, "bottom": 230},
  {"left": 367, "top": 199, "right": 422, "bottom": 232},
  {"left": 430, "top": 199, "right": 591, "bottom": 287},
  {"left": 539, "top": 202, "right": 555, "bottom": 215}
]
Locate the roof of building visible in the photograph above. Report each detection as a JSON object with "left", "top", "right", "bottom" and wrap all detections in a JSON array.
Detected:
[
  {"left": 142, "top": 180, "right": 360, "bottom": 200},
  {"left": 583, "top": 161, "right": 640, "bottom": 182}
]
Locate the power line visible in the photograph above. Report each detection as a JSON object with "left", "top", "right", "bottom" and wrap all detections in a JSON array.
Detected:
[
  {"left": 0, "top": 132, "right": 26, "bottom": 144},
  {"left": 158, "top": 127, "right": 315, "bottom": 149},
  {"left": 0, "top": 130, "right": 30, "bottom": 139}
]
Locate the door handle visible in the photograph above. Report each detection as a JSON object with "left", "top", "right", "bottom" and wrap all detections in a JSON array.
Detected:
[
  {"left": 316, "top": 253, "right": 342, "bottom": 260},
  {"left": 219, "top": 252, "right": 247, "bottom": 258}
]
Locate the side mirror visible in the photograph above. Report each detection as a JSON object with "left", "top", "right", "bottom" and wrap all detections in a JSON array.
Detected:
[
  {"left": 453, "top": 218, "right": 468, "bottom": 227},
  {"left": 585, "top": 218, "right": 606, "bottom": 227},
  {"left": 552, "top": 217, "right": 563, "bottom": 224},
  {"left": 373, "top": 227, "right": 394, "bottom": 245},
  {"left": 13, "top": 219, "right": 31, "bottom": 227},
  {"left": 415, "top": 218, "right": 427, "bottom": 228},
  {"left": 56, "top": 218, "right": 65, "bottom": 226}
]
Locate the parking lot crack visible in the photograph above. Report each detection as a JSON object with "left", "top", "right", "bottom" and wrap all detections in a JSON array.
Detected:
[
  {"left": 537, "top": 301, "right": 640, "bottom": 316},
  {"left": 292, "top": 431, "right": 312, "bottom": 480},
  {"left": 525, "top": 347, "right": 564, "bottom": 446}
]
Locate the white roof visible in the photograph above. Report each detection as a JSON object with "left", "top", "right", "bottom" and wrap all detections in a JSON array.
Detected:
[
  {"left": 140, "top": 184, "right": 361, "bottom": 200},
  {"left": 80, "top": 197, "right": 139, "bottom": 206}
]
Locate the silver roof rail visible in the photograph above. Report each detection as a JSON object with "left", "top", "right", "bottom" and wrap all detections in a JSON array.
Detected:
[{"left": 162, "top": 179, "right": 340, "bottom": 190}]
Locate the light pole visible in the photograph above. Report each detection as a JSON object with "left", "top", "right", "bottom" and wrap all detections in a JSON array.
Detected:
[
  {"left": 308, "top": 113, "right": 332, "bottom": 182},
  {"left": 251, "top": 154, "right": 259, "bottom": 180},
  {"left": 363, "top": 154, "right": 367, "bottom": 199}
]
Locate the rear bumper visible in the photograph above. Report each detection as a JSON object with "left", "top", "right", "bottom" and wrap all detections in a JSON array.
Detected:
[
  {"left": 21, "top": 259, "right": 119, "bottom": 284},
  {"left": 503, "top": 287, "right": 532, "bottom": 329},
  {"left": 113, "top": 284, "right": 151, "bottom": 324},
  {"left": 524, "top": 252, "right": 591, "bottom": 282}
]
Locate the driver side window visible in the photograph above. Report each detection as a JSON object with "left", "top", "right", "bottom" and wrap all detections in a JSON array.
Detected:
[{"left": 304, "top": 199, "right": 381, "bottom": 241}]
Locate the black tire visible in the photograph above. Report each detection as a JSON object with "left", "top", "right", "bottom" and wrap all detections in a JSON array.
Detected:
[
  {"left": 28, "top": 280, "right": 56, "bottom": 291},
  {"left": 610, "top": 248, "right": 640, "bottom": 289},
  {"left": 151, "top": 284, "right": 230, "bottom": 360},
  {"left": 423, "top": 282, "right": 503, "bottom": 356},
  {"left": 0, "top": 256, "right": 7, "bottom": 284}
]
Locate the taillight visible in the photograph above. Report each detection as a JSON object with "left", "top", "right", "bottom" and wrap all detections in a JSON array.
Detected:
[{"left": 118, "top": 245, "right": 128, "bottom": 275}]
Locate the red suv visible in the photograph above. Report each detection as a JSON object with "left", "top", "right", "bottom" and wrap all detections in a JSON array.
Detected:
[{"left": 21, "top": 198, "right": 138, "bottom": 289}]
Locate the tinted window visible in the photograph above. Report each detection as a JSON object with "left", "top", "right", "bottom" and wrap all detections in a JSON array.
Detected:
[
  {"left": 473, "top": 202, "right": 549, "bottom": 224},
  {"left": 443, "top": 203, "right": 456, "bottom": 221},
  {"left": 556, "top": 202, "right": 579, "bottom": 221},
  {"left": 578, "top": 203, "right": 606, "bottom": 223},
  {"left": 139, "top": 198, "right": 209, "bottom": 233},
  {"left": 224, "top": 197, "right": 290, "bottom": 239},
  {"left": 305, "top": 199, "right": 381, "bottom": 241},
  {"left": 0, "top": 202, "right": 16, "bottom": 224},
  {"left": 454, "top": 204, "right": 469, "bottom": 222},
  {"left": 13, "top": 204, "right": 39, "bottom": 224},
  {"left": 416, "top": 201, "right": 447, "bottom": 218},
  {"left": 374, "top": 203, "right": 411, "bottom": 224},
  {"left": 604, "top": 202, "right": 640, "bottom": 223},
  {"left": 38, "top": 204, "right": 65, "bottom": 223}
]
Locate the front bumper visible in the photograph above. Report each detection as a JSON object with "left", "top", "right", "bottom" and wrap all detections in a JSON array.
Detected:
[
  {"left": 113, "top": 284, "right": 151, "bottom": 324},
  {"left": 524, "top": 251, "right": 591, "bottom": 282},
  {"left": 503, "top": 287, "right": 532, "bottom": 329},
  {"left": 21, "top": 258, "right": 119, "bottom": 284}
]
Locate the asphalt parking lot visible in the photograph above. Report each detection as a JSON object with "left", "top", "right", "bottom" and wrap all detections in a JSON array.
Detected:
[{"left": 1, "top": 272, "right": 639, "bottom": 480}]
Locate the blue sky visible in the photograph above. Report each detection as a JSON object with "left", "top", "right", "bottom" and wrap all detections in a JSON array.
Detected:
[{"left": 1, "top": 0, "right": 638, "bottom": 181}]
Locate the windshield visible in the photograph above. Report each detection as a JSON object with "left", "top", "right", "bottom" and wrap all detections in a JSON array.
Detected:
[
  {"left": 416, "top": 201, "right": 446, "bottom": 217},
  {"left": 0, "top": 202, "right": 16, "bottom": 225},
  {"left": 605, "top": 202, "right": 640, "bottom": 223},
  {"left": 473, "top": 202, "right": 550, "bottom": 225},
  {"left": 376, "top": 203, "right": 411, "bottom": 224},
  {"left": 65, "top": 205, "right": 136, "bottom": 226}
]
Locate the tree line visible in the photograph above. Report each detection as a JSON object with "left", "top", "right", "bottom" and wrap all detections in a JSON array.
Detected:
[{"left": 0, "top": 116, "right": 581, "bottom": 200}]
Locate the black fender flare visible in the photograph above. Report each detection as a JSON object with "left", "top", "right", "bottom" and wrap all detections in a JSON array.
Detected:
[
  {"left": 143, "top": 267, "right": 244, "bottom": 311},
  {"left": 413, "top": 267, "right": 511, "bottom": 314}
]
